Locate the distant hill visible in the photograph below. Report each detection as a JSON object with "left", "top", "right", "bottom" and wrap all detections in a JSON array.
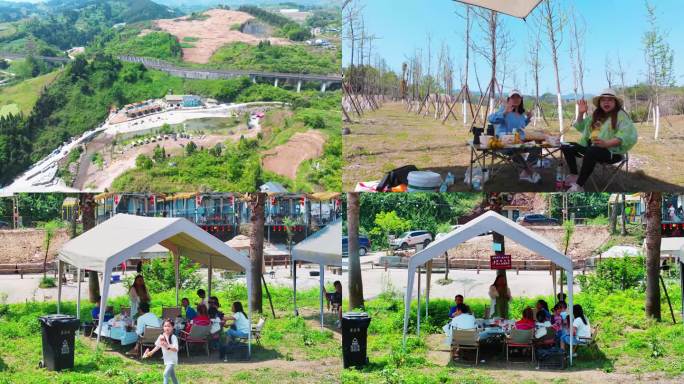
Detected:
[{"left": 151, "top": 0, "right": 340, "bottom": 13}]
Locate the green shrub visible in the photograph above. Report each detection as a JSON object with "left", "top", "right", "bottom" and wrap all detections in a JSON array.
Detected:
[
  {"left": 577, "top": 255, "right": 645, "bottom": 293},
  {"left": 124, "top": 256, "right": 202, "bottom": 293},
  {"left": 38, "top": 276, "right": 56, "bottom": 288}
]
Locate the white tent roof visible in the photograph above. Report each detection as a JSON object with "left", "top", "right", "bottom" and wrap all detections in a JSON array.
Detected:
[
  {"left": 657, "top": 237, "right": 684, "bottom": 261},
  {"left": 412, "top": 210, "right": 572, "bottom": 272},
  {"left": 292, "top": 220, "right": 342, "bottom": 267},
  {"left": 600, "top": 245, "right": 641, "bottom": 259},
  {"left": 454, "top": 0, "right": 542, "bottom": 19},
  {"left": 59, "top": 214, "right": 249, "bottom": 272}
]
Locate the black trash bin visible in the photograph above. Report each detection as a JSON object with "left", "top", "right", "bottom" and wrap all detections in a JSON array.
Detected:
[
  {"left": 38, "top": 314, "right": 80, "bottom": 371},
  {"left": 341, "top": 312, "right": 371, "bottom": 369}
]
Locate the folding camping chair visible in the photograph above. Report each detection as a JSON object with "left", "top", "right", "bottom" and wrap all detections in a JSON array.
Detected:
[
  {"left": 450, "top": 329, "right": 480, "bottom": 365},
  {"left": 589, "top": 153, "right": 629, "bottom": 192}
]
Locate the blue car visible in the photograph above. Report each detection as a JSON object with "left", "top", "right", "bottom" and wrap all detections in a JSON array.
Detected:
[{"left": 342, "top": 236, "right": 370, "bottom": 256}]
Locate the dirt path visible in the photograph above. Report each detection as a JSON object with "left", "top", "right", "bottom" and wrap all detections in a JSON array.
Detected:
[
  {"left": 344, "top": 102, "right": 684, "bottom": 192},
  {"left": 262, "top": 131, "right": 326, "bottom": 179},
  {"left": 154, "top": 9, "right": 290, "bottom": 64}
]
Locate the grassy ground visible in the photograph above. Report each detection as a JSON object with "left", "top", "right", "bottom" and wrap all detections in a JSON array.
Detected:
[
  {"left": 341, "top": 279, "right": 684, "bottom": 384},
  {"left": 0, "top": 285, "right": 341, "bottom": 384},
  {"left": 0, "top": 70, "right": 60, "bottom": 116},
  {"left": 343, "top": 102, "right": 684, "bottom": 192}
]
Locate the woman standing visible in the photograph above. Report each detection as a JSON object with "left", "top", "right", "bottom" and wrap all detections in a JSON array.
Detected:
[
  {"left": 488, "top": 275, "right": 511, "bottom": 318},
  {"left": 129, "top": 274, "right": 150, "bottom": 318},
  {"left": 561, "top": 89, "right": 637, "bottom": 191},
  {"left": 488, "top": 89, "right": 540, "bottom": 183}
]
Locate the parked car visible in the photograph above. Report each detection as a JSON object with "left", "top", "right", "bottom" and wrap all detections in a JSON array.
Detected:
[
  {"left": 390, "top": 230, "right": 433, "bottom": 250},
  {"left": 0, "top": 220, "right": 10, "bottom": 230},
  {"left": 342, "top": 236, "right": 370, "bottom": 256},
  {"left": 516, "top": 214, "right": 559, "bottom": 226}
]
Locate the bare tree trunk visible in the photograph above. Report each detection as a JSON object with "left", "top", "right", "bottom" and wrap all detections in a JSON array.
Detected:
[
  {"left": 644, "top": 192, "right": 662, "bottom": 321},
  {"left": 541, "top": 0, "right": 564, "bottom": 136},
  {"left": 347, "top": 192, "right": 364, "bottom": 310},
  {"left": 249, "top": 193, "right": 265, "bottom": 314},
  {"left": 80, "top": 193, "right": 99, "bottom": 303}
]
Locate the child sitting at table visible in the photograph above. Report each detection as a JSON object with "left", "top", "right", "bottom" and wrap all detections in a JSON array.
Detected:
[
  {"left": 183, "top": 304, "right": 210, "bottom": 333},
  {"left": 181, "top": 297, "right": 196, "bottom": 321},
  {"left": 514, "top": 307, "right": 535, "bottom": 330},
  {"left": 323, "top": 281, "right": 343, "bottom": 328},
  {"left": 91, "top": 296, "right": 114, "bottom": 323}
]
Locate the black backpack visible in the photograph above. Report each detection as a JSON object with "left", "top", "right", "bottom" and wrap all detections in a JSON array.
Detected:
[{"left": 376, "top": 165, "right": 418, "bottom": 192}]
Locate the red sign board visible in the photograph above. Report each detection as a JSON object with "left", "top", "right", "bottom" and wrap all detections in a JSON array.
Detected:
[{"left": 490, "top": 254, "right": 512, "bottom": 270}]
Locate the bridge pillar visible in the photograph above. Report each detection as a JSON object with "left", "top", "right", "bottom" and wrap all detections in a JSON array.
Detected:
[
  {"left": 320, "top": 82, "right": 328, "bottom": 92},
  {"left": 297, "top": 80, "right": 302, "bottom": 93},
  {"left": 274, "top": 78, "right": 279, "bottom": 87},
  {"left": 251, "top": 76, "right": 256, "bottom": 84}
]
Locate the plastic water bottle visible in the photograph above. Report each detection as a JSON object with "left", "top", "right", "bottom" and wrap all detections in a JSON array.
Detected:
[
  {"left": 472, "top": 176, "right": 482, "bottom": 191},
  {"left": 445, "top": 172, "right": 455, "bottom": 186},
  {"left": 482, "top": 169, "right": 489, "bottom": 184},
  {"left": 555, "top": 162, "right": 565, "bottom": 191}
]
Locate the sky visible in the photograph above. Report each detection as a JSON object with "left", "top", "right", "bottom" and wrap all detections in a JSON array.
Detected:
[{"left": 342, "top": 0, "right": 684, "bottom": 96}]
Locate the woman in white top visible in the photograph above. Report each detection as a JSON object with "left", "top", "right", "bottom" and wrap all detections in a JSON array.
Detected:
[
  {"left": 488, "top": 275, "right": 511, "bottom": 318},
  {"left": 129, "top": 274, "right": 150, "bottom": 317},
  {"left": 143, "top": 319, "right": 179, "bottom": 384},
  {"left": 561, "top": 304, "right": 591, "bottom": 352},
  {"left": 219, "top": 301, "right": 251, "bottom": 361}
]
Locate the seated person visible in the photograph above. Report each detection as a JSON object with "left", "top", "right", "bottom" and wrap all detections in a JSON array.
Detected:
[
  {"left": 448, "top": 304, "right": 476, "bottom": 330},
  {"left": 91, "top": 296, "right": 114, "bottom": 323},
  {"left": 534, "top": 309, "right": 552, "bottom": 339},
  {"left": 448, "top": 295, "right": 465, "bottom": 318},
  {"left": 127, "top": 302, "right": 161, "bottom": 356},
  {"left": 181, "top": 297, "right": 197, "bottom": 321},
  {"left": 514, "top": 307, "right": 536, "bottom": 330},
  {"left": 561, "top": 304, "right": 591, "bottom": 351},
  {"left": 197, "top": 289, "right": 207, "bottom": 308},
  {"left": 208, "top": 296, "right": 224, "bottom": 319},
  {"left": 535, "top": 299, "right": 551, "bottom": 321},
  {"left": 551, "top": 303, "right": 564, "bottom": 332},
  {"left": 183, "top": 304, "right": 210, "bottom": 333},
  {"left": 219, "top": 301, "right": 251, "bottom": 361}
]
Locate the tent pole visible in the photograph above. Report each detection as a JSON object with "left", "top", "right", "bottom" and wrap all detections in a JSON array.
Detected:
[
  {"left": 174, "top": 251, "right": 180, "bottom": 307},
  {"left": 320, "top": 264, "right": 325, "bottom": 328},
  {"left": 97, "top": 270, "right": 111, "bottom": 347},
  {"left": 416, "top": 266, "right": 421, "bottom": 336},
  {"left": 208, "top": 255, "right": 213, "bottom": 299},
  {"left": 57, "top": 260, "right": 63, "bottom": 314},
  {"left": 426, "top": 260, "right": 432, "bottom": 320},
  {"left": 402, "top": 265, "right": 416, "bottom": 349},
  {"left": 680, "top": 260, "right": 684, "bottom": 321},
  {"left": 293, "top": 261, "right": 298, "bottom": 316},
  {"left": 568, "top": 268, "right": 574, "bottom": 366},
  {"left": 76, "top": 268, "right": 82, "bottom": 321}
]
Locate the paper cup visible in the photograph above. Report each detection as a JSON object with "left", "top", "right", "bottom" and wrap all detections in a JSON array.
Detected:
[{"left": 480, "top": 135, "right": 492, "bottom": 147}]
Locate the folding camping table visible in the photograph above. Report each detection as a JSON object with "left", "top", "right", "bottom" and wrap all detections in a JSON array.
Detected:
[{"left": 467, "top": 140, "right": 564, "bottom": 190}]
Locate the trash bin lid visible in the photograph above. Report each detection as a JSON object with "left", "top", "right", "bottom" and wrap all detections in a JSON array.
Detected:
[
  {"left": 342, "top": 312, "right": 369, "bottom": 319},
  {"left": 39, "top": 314, "right": 79, "bottom": 327}
]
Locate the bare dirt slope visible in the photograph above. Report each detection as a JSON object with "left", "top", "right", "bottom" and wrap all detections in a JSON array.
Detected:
[
  {"left": 262, "top": 131, "right": 326, "bottom": 179},
  {"left": 154, "top": 9, "right": 291, "bottom": 63},
  {"left": 344, "top": 102, "right": 684, "bottom": 192},
  {"left": 0, "top": 228, "right": 69, "bottom": 264}
]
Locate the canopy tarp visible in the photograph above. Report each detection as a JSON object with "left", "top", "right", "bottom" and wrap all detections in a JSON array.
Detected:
[
  {"left": 402, "top": 210, "right": 576, "bottom": 364},
  {"left": 291, "top": 220, "right": 342, "bottom": 326},
  {"left": 454, "top": 0, "right": 542, "bottom": 19},
  {"left": 57, "top": 214, "right": 252, "bottom": 354}
]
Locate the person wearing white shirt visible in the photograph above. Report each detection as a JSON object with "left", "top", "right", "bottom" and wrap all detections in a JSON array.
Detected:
[
  {"left": 220, "top": 301, "right": 251, "bottom": 361},
  {"left": 127, "top": 302, "right": 161, "bottom": 356},
  {"left": 443, "top": 304, "right": 476, "bottom": 345},
  {"left": 561, "top": 304, "right": 591, "bottom": 354},
  {"left": 129, "top": 274, "right": 151, "bottom": 319},
  {"left": 142, "top": 319, "right": 179, "bottom": 384},
  {"left": 488, "top": 275, "right": 511, "bottom": 318}
]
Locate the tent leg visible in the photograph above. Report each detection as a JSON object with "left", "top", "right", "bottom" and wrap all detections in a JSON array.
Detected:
[
  {"left": 293, "top": 263, "right": 298, "bottom": 316},
  {"left": 76, "top": 268, "right": 82, "bottom": 331},
  {"left": 57, "top": 260, "right": 63, "bottom": 314},
  {"left": 416, "top": 266, "right": 421, "bottom": 336},
  {"left": 320, "top": 265, "right": 325, "bottom": 328},
  {"left": 680, "top": 261, "right": 684, "bottom": 321},
  {"left": 208, "top": 256, "right": 213, "bottom": 299},
  {"left": 426, "top": 260, "right": 432, "bottom": 320},
  {"left": 174, "top": 251, "right": 180, "bottom": 307},
  {"left": 97, "top": 270, "right": 111, "bottom": 347},
  {"left": 568, "top": 269, "right": 574, "bottom": 367},
  {"left": 402, "top": 266, "right": 416, "bottom": 349}
]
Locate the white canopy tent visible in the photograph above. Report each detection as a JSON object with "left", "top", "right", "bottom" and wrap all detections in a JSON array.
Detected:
[
  {"left": 401, "top": 211, "right": 577, "bottom": 365},
  {"left": 454, "top": 0, "right": 543, "bottom": 19},
  {"left": 291, "top": 220, "right": 342, "bottom": 327},
  {"left": 57, "top": 214, "right": 253, "bottom": 355}
]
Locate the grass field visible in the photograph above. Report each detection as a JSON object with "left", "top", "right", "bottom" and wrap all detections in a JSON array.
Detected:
[
  {"left": 341, "top": 278, "right": 684, "bottom": 384},
  {"left": 0, "top": 103, "right": 19, "bottom": 117},
  {"left": 0, "top": 70, "right": 61, "bottom": 116},
  {"left": 343, "top": 102, "right": 684, "bottom": 192},
  {"left": 0, "top": 285, "right": 341, "bottom": 384}
]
